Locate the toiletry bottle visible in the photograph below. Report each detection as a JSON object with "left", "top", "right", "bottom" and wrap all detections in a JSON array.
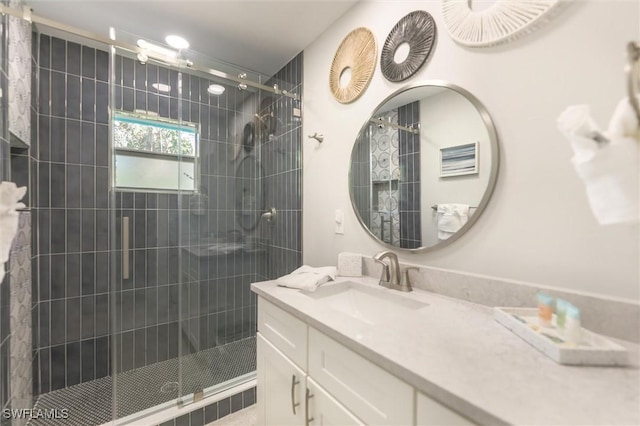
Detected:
[
  {"left": 556, "top": 298, "right": 569, "bottom": 336},
  {"left": 537, "top": 293, "right": 554, "bottom": 328},
  {"left": 565, "top": 304, "right": 582, "bottom": 345}
]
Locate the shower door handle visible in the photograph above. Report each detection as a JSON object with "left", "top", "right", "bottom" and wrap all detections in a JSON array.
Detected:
[
  {"left": 122, "top": 216, "right": 130, "bottom": 279},
  {"left": 291, "top": 374, "right": 300, "bottom": 415}
]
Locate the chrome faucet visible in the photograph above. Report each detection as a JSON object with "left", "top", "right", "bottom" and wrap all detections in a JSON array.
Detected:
[{"left": 373, "top": 251, "right": 412, "bottom": 292}]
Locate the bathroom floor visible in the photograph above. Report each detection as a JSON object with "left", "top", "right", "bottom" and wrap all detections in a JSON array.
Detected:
[
  {"left": 208, "top": 406, "right": 256, "bottom": 425},
  {"left": 28, "top": 337, "right": 256, "bottom": 426}
]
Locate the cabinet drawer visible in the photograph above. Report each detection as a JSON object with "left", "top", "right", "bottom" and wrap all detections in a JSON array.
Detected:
[
  {"left": 309, "top": 328, "right": 413, "bottom": 425},
  {"left": 258, "top": 297, "right": 307, "bottom": 370},
  {"left": 416, "top": 391, "right": 477, "bottom": 425}
]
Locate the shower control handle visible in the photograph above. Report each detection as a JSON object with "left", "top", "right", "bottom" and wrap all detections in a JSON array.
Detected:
[{"left": 291, "top": 375, "right": 300, "bottom": 415}]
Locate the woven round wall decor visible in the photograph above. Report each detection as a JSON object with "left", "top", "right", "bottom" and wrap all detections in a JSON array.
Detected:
[
  {"left": 329, "top": 27, "right": 377, "bottom": 103},
  {"left": 380, "top": 11, "right": 437, "bottom": 82},
  {"left": 441, "top": 0, "right": 568, "bottom": 47}
]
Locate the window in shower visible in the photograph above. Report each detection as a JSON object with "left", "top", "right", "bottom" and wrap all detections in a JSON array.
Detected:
[{"left": 113, "top": 111, "right": 199, "bottom": 191}]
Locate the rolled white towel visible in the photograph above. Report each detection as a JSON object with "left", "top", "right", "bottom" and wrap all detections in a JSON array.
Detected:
[
  {"left": 0, "top": 181, "right": 27, "bottom": 283},
  {"left": 276, "top": 265, "right": 337, "bottom": 292}
]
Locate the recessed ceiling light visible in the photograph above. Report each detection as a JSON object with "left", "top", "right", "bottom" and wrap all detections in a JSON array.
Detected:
[
  {"left": 207, "top": 84, "right": 225, "bottom": 95},
  {"left": 152, "top": 83, "right": 171, "bottom": 93},
  {"left": 165, "top": 35, "right": 189, "bottom": 50}
]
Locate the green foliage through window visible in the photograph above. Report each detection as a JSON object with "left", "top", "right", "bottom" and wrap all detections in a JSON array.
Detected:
[{"left": 114, "top": 113, "right": 197, "bottom": 156}]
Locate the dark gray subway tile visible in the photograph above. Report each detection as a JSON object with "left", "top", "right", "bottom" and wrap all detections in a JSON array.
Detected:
[
  {"left": 95, "top": 294, "right": 109, "bottom": 337},
  {"left": 66, "top": 119, "right": 81, "bottom": 164},
  {"left": 66, "top": 249, "right": 81, "bottom": 294},
  {"left": 50, "top": 117, "right": 66, "bottom": 163},
  {"left": 95, "top": 336, "right": 109, "bottom": 378},
  {"left": 66, "top": 296, "right": 81, "bottom": 343},
  {"left": 82, "top": 46, "right": 96, "bottom": 79},
  {"left": 66, "top": 342, "right": 81, "bottom": 386},
  {"left": 95, "top": 252, "right": 109, "bottom": 294},
  {"left": 121, "top": 331, "right": 134, "bottom": 372},
  {"left": 50, "top": 344, "right": 66, "bottom": 390},
  {"left": 95, "top": 124, "right": 108, "bottom": 166},
  {"left": 66, "top": 74, "right": 81, "bottom": 119},
  {"left": 190, "top": 408, "right": 204, "bottom": 426},
  {"left": 81, "top": 295, "right": 95, "bottom": 339},
  {"left": 82, "top": 253, "right": 95, "bottom": 295},
  {"left": 65, "top": 164, "right": 82, "bottom": 209},
  {"left": 81, "top": 121, "right": 95, "bottom": 165},
  {"left": 66, "top": 208, "right": 81, "bottom": 252},
  {"left": 134, "top": 328, "right": 146, "bottom": 369},
  {"left": 123, "top": 87, "right": 134, "bottom": 111},
  {"left": 50, "top": 209, "right": 66, "bottom": 252},
  {"left": 66, "top": 41, "right": 81, "bottom": 75},
  {"left": 81, "top": 209, "right": 95, "bottom": 252},
  {"left": 146, "top": 326, "right": 157, "bottom": 365},
  {"left": 204, "top": 402, "right": 219, "bottom": 423},
  {"left": 39, "top": 34, "right": 51, "bottom": 69},
  {"left": 134, "top": 60, "right": 146, "bottom": 90},
  {"left": 96, "top": 49, "right": 109, "bottom": 82},
  {"left": 50, "top": 299, "right": 66, "bottom": 344},
  {"left": 134, "top": 289, "right": 146, "bottom": 329},
  {"left": 96, "top": 82, "right": 109, "bottom": 124},
  {"left": 39, "top": 301, "right": 50, "bottom": 347},
  {"left": 50, "top": 71, "right": 66, "bottom": 117},
  {"left": 81, "top": 165, "right": 95, "bottom": 208},
  {"left": 51, "top": 37, "right": 66, "bottom": 72},
  {"left": 96, "top": 210, "right": 109, "bottom": 252},
  {"left": 122, "top": 56, "right": 134, "bottom": 88},
  {"left": 81, "top": 78, "right": 96, "bottom": 121},
  {"left": 81, "top": 339, "right": 95, "bottom": 382},
  {"left": 96, "top": 167, "right": 109, "bottom": 208}
]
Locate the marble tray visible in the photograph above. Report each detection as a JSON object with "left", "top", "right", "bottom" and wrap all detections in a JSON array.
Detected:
[{"left": 494, "top": 307, "right": 629, "bottom": 366}]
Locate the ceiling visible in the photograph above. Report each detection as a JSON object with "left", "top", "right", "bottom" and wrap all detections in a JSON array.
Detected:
[{"left": 26, "top": 0, "right": 360, "bottom": 76}]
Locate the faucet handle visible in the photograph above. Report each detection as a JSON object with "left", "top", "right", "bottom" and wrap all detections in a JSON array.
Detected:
[
  {"left": 400, "top": 267, "right": 419, "bottom": 291},
  {"left": 374, "top": 258, "right": 390, "bottom": 283}
]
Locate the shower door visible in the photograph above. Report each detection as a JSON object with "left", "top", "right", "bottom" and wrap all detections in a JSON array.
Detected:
[{"left": 108, "top": 30, "right": 260, "bottom": 422}]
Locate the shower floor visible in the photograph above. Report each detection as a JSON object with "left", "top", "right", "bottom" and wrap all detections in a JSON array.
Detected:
[{"left": 28, "top": 337, "right": 256, "bottom": 426}]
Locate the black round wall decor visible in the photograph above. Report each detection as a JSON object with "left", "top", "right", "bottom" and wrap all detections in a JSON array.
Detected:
[
  {"left": 380, "top": 11, "right": 437, "bottom": 82},
  {"left": 243, "top": 122, "right": 255, "bottom": 152}
]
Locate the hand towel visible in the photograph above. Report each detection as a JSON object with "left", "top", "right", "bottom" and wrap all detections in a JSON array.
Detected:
[
  {"left": 0, "top": 182, "right": 27, "bottom": 283},
  {"left": 557, "top": 102, "right": 639, "bottom": 225},
  {"left": 276, "top": 265, "right": 337, "bottom": 292},
  {"left": 436, "top": 204, "right": 469, "bottom": 240}
]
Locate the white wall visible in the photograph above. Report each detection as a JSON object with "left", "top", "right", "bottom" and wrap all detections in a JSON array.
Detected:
[
  {"left": 419, "top": 90, "right": 491, "bottom": 246},
  {"left": 302, "top": 0, "right": 640, "bottom": 301}
]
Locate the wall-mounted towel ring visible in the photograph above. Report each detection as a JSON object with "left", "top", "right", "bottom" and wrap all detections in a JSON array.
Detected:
[
  {"left": 626, "top": 41, "right": 640, "bottom": 123},
  {"left": 308, "top": 133, "right": 324, "bottom": 143}
]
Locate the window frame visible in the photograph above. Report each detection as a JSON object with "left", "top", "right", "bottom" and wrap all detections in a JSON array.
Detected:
[{"left": 112, "top": 111, "right": 200, "bottom": 193}]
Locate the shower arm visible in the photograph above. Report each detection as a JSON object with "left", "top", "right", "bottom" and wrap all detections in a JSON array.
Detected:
[{"left": 0, "top": 4, "right": 299, "bottom": 101}]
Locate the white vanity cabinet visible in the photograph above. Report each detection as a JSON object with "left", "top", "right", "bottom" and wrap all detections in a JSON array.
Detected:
[{"left": 257, "top": 296, "right": 476, "bottom": 426}]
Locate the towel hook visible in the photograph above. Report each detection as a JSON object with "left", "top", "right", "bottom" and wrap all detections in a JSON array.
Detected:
[
  {"left": 626, "top": 41, "right": 640, "bottom": 124},
  {"left": 308, "top": 132, "right": 324, "bottom": 143}
]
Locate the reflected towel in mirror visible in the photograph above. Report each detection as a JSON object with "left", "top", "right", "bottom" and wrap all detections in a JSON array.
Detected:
[
  {"left": 276, "top": 265, "right": 337, "bottom": 292},
  {"left": 437, "top": 204, "right": 469, "bottom": 240}
]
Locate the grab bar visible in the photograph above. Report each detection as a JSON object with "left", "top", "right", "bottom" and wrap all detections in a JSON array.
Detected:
[{"left": 626, "top": 41, "right": 640, "bottom": 123}]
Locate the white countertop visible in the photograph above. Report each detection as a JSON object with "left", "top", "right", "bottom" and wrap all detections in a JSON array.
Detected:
[{"left": 251, "top": 276, "right": 640, "bottom": 426}]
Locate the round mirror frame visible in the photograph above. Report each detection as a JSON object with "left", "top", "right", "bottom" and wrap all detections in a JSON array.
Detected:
[{"left": 348, "top": 80, "right": 500, "bottom": 253}]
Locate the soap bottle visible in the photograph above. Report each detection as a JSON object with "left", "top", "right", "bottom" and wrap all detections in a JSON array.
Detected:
[{"left": 555, "top": 298, "right": 569, "bottom": 336}]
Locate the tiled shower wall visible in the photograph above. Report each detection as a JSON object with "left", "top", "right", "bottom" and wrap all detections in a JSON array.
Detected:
[
  {"left": 257, "top": 52, "right": 303, "bottom": 280},
  {"left": 398, "top": 102, "right": 421, "bottom": 249},
  {"left": 34, "top": 34, "right": 111, "bottom": 394},
  {"left": 33, "top": 31, "right": 303, "bottom": 395}
]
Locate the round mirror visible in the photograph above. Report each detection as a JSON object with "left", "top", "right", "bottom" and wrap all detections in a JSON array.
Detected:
[
  {"left": 349, "top": 81, "right": 499, "bottom": 252},
  {"left": 235, "top": 155, "right": 264, "bottom": 230}
]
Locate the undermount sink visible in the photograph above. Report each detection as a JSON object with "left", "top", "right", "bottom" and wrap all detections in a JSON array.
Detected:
[{"left": 305, "top": 281, "right": 428, "bottom": 325}]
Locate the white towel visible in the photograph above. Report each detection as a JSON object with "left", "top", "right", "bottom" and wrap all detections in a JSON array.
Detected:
[
  {"left": 436, "top": 204, "right": 469, "bottom": 240},
  {"left": 0, "top": 182, "right": 27, "bottom": 283},
  {"left": 557, "top": 101, "right": 639, "bottom": 225},
  {"left": 276, "top": 265, "right": 337, "bottom": 292}
]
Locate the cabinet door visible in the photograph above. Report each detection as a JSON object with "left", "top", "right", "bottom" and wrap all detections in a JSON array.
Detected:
[
  {"left": 306, "top": 377, "right": 364, "bottom": 426},
  {"left": 257, "top": 333, "right": 306, "bottom": 426},
  {"left": 308, "top": 328, "right": 413, "bottom": 425},
  {"left": 416, "top": 391, "right": 476, "bottom": 426}
]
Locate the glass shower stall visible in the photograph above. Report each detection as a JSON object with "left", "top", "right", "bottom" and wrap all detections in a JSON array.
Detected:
[{"left": 0, "top": 7, "right": 303, "bottom": 424}]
